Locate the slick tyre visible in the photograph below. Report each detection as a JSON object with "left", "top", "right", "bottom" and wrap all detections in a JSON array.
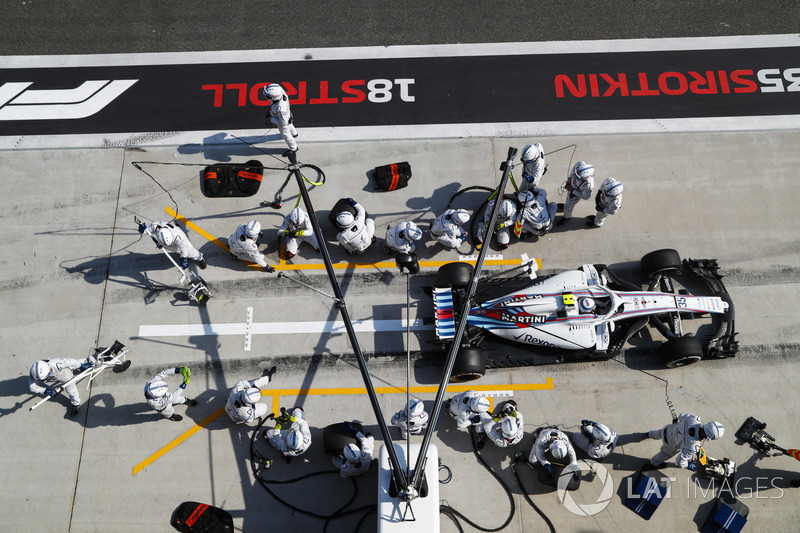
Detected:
[
  {"left": 322, "top": 422, "right": 365, "bottom": 456},
  {"left": 437, "top": 262, "right": 474, "bottom": 289},
  {"left": 641, "top": 249, "right": 682, "bottom": 279},
  {"left": 659, "top": 336, "right": 703, "bottom": 368},
  {"left": 449, "top": 347, "right": 486, "bottom": 383}
]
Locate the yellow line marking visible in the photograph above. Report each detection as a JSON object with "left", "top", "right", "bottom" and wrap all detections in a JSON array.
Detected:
[
  {"left": 165, "top": 206, "right": 536, "bottom": 271},
  {"left": 132, "top": 379, "right": 553, "bottom": 475}
]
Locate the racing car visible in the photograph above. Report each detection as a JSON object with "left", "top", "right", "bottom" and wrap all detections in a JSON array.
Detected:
[{"left": 430, "top": 249, "right": 738, "bottom": 381}]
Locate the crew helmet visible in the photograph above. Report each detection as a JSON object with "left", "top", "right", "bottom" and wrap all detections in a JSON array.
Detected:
[
  {"left": 343, "top": 443, "right": 361, "bottom": 462},
  {"left": 592, "top": 423, "right": 613, "bottom": 444},
  {"left": 241, "top": 387, "right": 262, "bottom": 406},
  {"left": 522, "top": 143, "right": 542, "bottom": 163},
  {"left": 408, "top": 399, "right": 425, "bottom": 418},
  {"left": 499, "top": 199, "right": 516, "bottom": 219},
  {"left": 146, "top": 380, "right": 168, "bottom": 399},
  {"left": 501, "top": 418, "right": 516, "bottom": 440},
  {"left": 336, "top": 211, "right": 355, "bottom": 229},
  {"left": 400, "top": 223, "right": 422, "bottom": 242},
  {"left": 289, "top": 208, "right": 305, "bottom": 226},
  {"left": 30, "top": 361, "right": 51, "bottom": 381},
  {"left": 602, "top": 179, "right": 624, "bottom": 197},
  {"left": 287, "top": 429, "right": 303, "bottom": 451},
  {"left": 518, "top": 190, "right": 536, "bottom": 206},
  {"left": 703, "top": 421, "right": 725, "bottom": 440},
  {"left": 572, "top": 161, "right": 595, "bottom": 180},
  {"left": 244, "top": 220, "right": 262, "bottom": 239},
  {"left": 450, "top": 209, "right": 470, "bottom": 226},
  {"left": 579, "top": 297, "right": 597, "bottom": 313},
  {"left": 264, "top": 83, "right": 285, "bottom": 101},
  {"left": 550, "top": 439, "right": 568, "bottom": 460},
  {"left": 468, "top": 396, "right": 490, "bottom": 413},
  {"left": 156, "top": 228, "right": 175, "bottom": 248}
]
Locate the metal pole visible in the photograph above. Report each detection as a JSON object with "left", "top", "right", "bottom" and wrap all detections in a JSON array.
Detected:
[
  {"left": 285, "top": 152, "right": 408, "bottom": 490},
  {"left": 410, "top": 146, "right": 518, "bottom": 490}
]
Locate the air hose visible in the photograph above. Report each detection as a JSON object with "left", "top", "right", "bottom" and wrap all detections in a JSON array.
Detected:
[{"left": 510, "top": 453, "right": 557, "bottom": 533}]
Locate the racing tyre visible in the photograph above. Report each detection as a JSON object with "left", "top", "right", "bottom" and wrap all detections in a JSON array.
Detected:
[
  {"left": 449, "top": 347, "right": 486, "bottom": 382},
  {"left": 437, "top": 262, "right": 474, "bottom": 289},
  {"left": 322, "top": 422, "right": 365, "bottom": 456},
  {"left": 641, "top": 249, "right": 682, "bottom": 278},
  {"left": 659, "top": 336, "right": 703, "bottom": 368}
]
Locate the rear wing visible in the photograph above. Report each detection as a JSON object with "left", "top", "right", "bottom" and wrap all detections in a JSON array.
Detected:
[{"left": 433, "top": 287, "right": 456, "bottom": 340}]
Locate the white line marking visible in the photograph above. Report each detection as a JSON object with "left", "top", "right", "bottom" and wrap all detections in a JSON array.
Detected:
[
  {"left": 138, "top": 319, "right": 434, "bottom": 338},
  {"left": 245, "top": 307, "right": 253, "bottom": 352}
]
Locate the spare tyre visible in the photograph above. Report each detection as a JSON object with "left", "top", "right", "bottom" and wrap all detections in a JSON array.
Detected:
[{"left": 322, "top": 421, "right": 365, "bottom": 456}]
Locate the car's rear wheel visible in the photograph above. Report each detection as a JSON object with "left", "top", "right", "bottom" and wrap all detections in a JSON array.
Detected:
[
  {"left": 322, "top": 422, "right": 365, "bottom": 456},
  {"left": 659, "top": 336, "right": 703, "bottom": 368},
  {"left": 449, "top": 346, "right": 486, "bottom": 382},
  {"left": 641, "top": 249, "right": 682, "bottom": 278},
  {"left": 437, "top": 262, "right": 474, "bottom": 289}
]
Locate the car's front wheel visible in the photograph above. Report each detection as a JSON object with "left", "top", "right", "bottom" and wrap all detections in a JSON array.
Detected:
[
  {"left": 659, "top": 336, "right": 703, "bottom": 368},
  {"left": 641, "top": 249, "right": 682, "bottom": 279}
]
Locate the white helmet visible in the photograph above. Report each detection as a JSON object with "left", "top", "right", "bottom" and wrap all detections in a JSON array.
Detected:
[
  {"left": 592, "top": 423, "right": 613, "bottom": 444},
  {"left": 399, "top": 224, "right": 422, "bottom": 243},
  {"left": 703, "top": 421, "right": 725, "bottom": 440},
  {"left": 146, "top": 380, "right": 168, "bottom": 398},
  {"left": 579, "top": 297, "right": 596, "bottom": 313},
  {"left": 30, "top": 361, "right": 51, "bottom": 381},
  {"left": 244, "top": 220, "right": 261, "bottom": 239},
  {"left": 343, "top": 443, "right": 360, "bottom": 462},
  {"left": 336, "top": 211, "right": 355, "bottom": 229},
  {"left": 499, "top": 199, "right": 516, "bottom": 219},
  {"left": 550, "top": 439, "right": 568, "bottom": 460},
  {"left": 241, "top": 387, "right": 261, "bottom": 406},
  {"left": 522, "top": 143, "right": 542, "bottom": 163},
  {"left": 449, "top": 209, "right": 470, "bottom": 226},
  {"left": 572, "top": 161, "right": 595, "bottom": 180},
  {"left": 264, "top": 83, "right": 285, "bottom": 101},
  {"left": 157, "top": 227, "right": 175, "bottom": 248},
  {"left": 289, "top": 208, "right": 305, "bottom": 226},
  {"left": 501, "top": 417, "right": 516, "bottom": 440},
  {"left": 408, "top": 399, "right": 425, "bottom": 418},
  {"left": 518, "top": 190, "right": 535, "bottom": 206},
  {"left": 287, "top": 429, "right": 303, "bottom": 451},
  {"left": 468, "top": 396, "right": 490, "bottom": 413},
  {"left": 602, "top": 179, "right": 624, "bottom": 197}
]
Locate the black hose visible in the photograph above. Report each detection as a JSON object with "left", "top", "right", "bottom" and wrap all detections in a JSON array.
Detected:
[
  {"left": 438, "top": 427, "right": 516, "bottom": 532},
  {"left": 510, "top": 455, "right": 557, "bottom": 533},
  {"left": 440, "top": 506, "right": 465, "bottom": 532}
]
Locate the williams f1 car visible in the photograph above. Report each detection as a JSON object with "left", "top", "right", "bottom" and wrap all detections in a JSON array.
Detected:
[{"left": 431, "top": 249, "right": 738, "bottom": 381}]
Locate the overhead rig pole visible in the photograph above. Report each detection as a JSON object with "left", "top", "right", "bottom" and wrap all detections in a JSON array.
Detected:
[
  {"left": 410, "top": 146, "right": 519, "bottom": 491},
  {"left": 284, "top": 152, "right": 408, "bottom": 490}
]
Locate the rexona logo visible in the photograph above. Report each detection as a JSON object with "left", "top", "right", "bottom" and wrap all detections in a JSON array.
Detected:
[
  {"left": 0, "top": 80, "right": 138, "bottom": 120},
  {"left": 555, "top": 68, "right": 800, "bottom": 97},
  {"left": 202, "top": 79, "right": 416, "bottom": 107}
]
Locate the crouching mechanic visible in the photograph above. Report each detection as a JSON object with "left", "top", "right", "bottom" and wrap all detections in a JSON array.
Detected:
[
  {"left": 572, "top": 419, "right": 618, "bottom": 460},
  {"left": 588, "top": 178, "right": 623, "bottom": 228},
  {"left": 228, "top": 220, "right": 276, "bottom": 272},
  {"left": 29, "top": 357, "right": 95, "bottom": 417},
  {"left": 144, "top": 366, "right": 197, "bottom": 422},
  {"left": 264, "top": 407, "right": 311, "bottom": 462},
  {"left": 390, "top": 399, "right": 429, "bottom": 438},
  {"left": 476, "top": 198, "right": 516, "bottom": 250},
  {"left": 646, "top": 413, "right": 724, "bottom": 471},
  {"left": 431, "top": 208, "right": 470, "bottom": 250},
  {"left": 277, "top": 207, "right": 318, "bottom": 259},
  {"left": 445, "top": 390, "right": 491, "bottom": 432},
  {"left": 384, "top": 221, "right": 423, "bottom": 255},
  {"left": 332, "top": 422, "right": 375, "bottom": 477},
  {"left": 335, "top": 198, "right": 375, "bottom": 255},
  {"left": 483, "top": 400, "right": 524, "bottom": 448},
  {"left": 529, "top": 427, "right": 578, "bottom": 480},
  {"left": 138, "top": 220, "right": 206, "bottom": 270},
  {"left": 225, "top": 366, "right": 278, "bottom": 424},
  {"left": 517, "top": 189, "right": 557, "bottom": 238}
]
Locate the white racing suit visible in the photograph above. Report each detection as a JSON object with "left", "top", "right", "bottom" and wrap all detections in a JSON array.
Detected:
[
  {"left": 529, "top": 427, "right": 578, "bottom": 470},
  {"left": 483, "top": 412, "right": 525, "bottom": 448},
  {"left": 277, "top": 214, "right": 318, "bottom": 258},
  {"left": 431, "top": 210, "right": 467, "bottom": 249},
  {"left": 391, "top": 406, "right": 430, "bottom": 438},
  {"left": 562, "top": 175, "right": 595, "bottom": 219},
  {"left": 518, "top": 189, "right": 557, "bottom": 236},
  {"left": 572, "top": 422, "right": 618, "bottom": 460},
  {"left": 225, "top": 376, "right": 273, "bottom": 424},
  {"left": 522, "top": 146, "right": 546, "bottom": 188},
  {"left": 592, "top": 179, "right": 623, "bottom": 227},
  {"left": 147, "top": 221, "right": 203, "bottom": 262},
  {"left": 265, "top": 407, "right": 312, "bottom": 457},
  {"left": 29, "top": 358, "right": 89, "bottom": 406},
  {"left": 337, "top": 202, "right": 375, "bottom": 255},
  {"left": 648, "top": 413, "right": 704, "bottom": 469},
  {"left": 229, "top": 224, "right": 268, "bottom": 268},
  {"left": 447, "top": 390, "right": 491, "bottom": 433},
  {"left": 476, "top": 199, "right": 516, "bottom": 248},
  {"left": 333, "top": 431, "right": 375, "bottom": 477},
  {"left": 384, "top": 221, "right": 420, "bottom": 254},
  {"left": 145, "top": 367, "right": 188, "bottom": 419},
  {"left": 269, "top": 94, "right": 298, "bottom": 151}
]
